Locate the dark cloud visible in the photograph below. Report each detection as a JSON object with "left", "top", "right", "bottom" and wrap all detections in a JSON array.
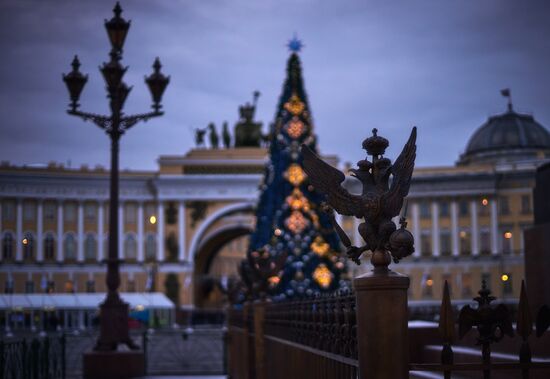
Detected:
[{"left": 1, "top": 0, "right": 549, "bottom": 170}]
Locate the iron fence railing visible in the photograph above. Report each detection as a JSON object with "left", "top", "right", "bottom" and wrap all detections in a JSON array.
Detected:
[
  {"left": 0, "top": 335, "right": 65, "bottom": 379},
  {"left": 227, "top": 280, "right": 550, "bottom": 379}
]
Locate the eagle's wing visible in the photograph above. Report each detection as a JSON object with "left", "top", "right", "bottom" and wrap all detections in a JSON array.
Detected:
[
  {"left": 301, "top": 144, "right": 364, "bottom": 218},
  {"left": 382, "top": 127, "right": 417, "bottom": 218}
]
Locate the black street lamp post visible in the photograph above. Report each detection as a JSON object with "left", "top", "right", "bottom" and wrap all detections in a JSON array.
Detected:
[{"left": 63, "top": 2, "right": 169, "bottom": 351}]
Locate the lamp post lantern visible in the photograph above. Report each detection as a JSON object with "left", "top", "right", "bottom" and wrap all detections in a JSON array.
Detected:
[{"left": 63, "top": 2, "right": 169, "bottom": 351}]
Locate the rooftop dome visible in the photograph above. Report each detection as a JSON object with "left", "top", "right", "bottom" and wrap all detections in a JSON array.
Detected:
[{"left": 458, "top": 101, "right": 550, "bottom": 165}]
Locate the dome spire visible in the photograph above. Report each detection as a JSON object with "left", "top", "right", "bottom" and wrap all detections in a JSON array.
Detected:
[{"left": 500, "top": 88, "right": 513, "bottom": 112}]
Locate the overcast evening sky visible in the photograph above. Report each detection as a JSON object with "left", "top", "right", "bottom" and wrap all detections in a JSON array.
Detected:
[{"left": 1, "top": 0, "right": 549, "bottom": 171}]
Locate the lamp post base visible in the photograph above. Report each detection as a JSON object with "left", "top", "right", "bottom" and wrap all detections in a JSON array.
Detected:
[
  {"left": 95, "top": 295, "right": 139, "bottom": 351},
  {"left": 83, "top": 350, "right": 145, "bottom": 379}
]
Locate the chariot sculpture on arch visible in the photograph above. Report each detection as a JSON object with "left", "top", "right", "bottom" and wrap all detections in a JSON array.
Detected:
[{"left": 301, "top": 126, "right": 417, "bottom": 271}]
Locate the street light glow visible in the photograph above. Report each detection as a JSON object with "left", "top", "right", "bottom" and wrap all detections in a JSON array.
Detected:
[{"left": 149, "top": 215, "right": 157, "bottom": 224}]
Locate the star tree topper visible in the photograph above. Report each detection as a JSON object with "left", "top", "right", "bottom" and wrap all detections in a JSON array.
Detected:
[{"left": 301, "top": 127, "right": 417, "bottom": 271}]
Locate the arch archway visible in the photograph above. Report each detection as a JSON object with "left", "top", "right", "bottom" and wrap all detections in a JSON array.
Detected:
[{"left": 190, "top": 202, "right": 255, "bottom": 308}]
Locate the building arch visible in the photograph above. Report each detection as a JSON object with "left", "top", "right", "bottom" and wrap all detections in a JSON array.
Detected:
[{"left": 187, "top": 201, "right": 255, "bottom": 263}]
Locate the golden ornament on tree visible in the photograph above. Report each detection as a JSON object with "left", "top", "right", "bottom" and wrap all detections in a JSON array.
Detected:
[
  {"left": 284, "top": 93, "right": 305, "bottom": 115},
  {"left": 285, "top": 164, "right": 306, "bottom": 186},
  {"left": 313, "top": 264, "right": 333, "bottom": 289}
]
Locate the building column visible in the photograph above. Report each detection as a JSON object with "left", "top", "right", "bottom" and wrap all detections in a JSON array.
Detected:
[
  {"left": 157, "top": 201, "right": 164, "bottom": 262},
  {"left": 97, "top": 201, "right": 104, "bottom": 262},
  {"left": 470, "top": 200, "right": 479, "bottom": 257},
  {"left": 118, "top": 202, "right": 124, "bottom": 260},
  {"left": 137, "top": 202, "right": 144, "bottom": 262},
  {"left": 490, "top": 199, "right": 499, "bottom": 255},
  {"left": 431, "top": 202, "right": 440, "bottom": 258},
  {"left": 16, "top": 199, "right": 23, "bottom": 262},
  {"left": 412, "top": 202, "right": 421, "bottom": 258},
  {"left": 77, "top": 201, "right": 84, "bottom": 262},
  {"left": 57, "top": 201, "right": 64, "bottom": 262},
  {"left": 451, "top": 200, "right": 459, "bottom": 257},
  {"left": 37, "top": 200, "right": 44, "bottom": 262},
  {"left": 178, "top": 201, "right": 186, "bottom": 262}
]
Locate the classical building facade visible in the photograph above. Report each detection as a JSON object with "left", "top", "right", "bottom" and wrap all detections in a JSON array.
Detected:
[{"left": 1, "top": 102, "right": 549, "bottom": 310}]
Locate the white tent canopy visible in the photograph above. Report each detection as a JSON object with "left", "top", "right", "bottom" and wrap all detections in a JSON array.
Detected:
[{"left": 0, "top": 292, "right": 174, "bottom": 311}]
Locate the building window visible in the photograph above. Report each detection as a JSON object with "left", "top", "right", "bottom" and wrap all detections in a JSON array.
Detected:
[
  {"left": 1, "top": 200, "right": 15, "bottom": 222},
  {"left": 44, "top": 233, "right": 55, "bottom": 260},
  {"left": 86, "top": 280, "right": 95, "bottom": 293},
  {"left": 47, "top": 281, "right": 55, "bottom": 293},
  {"left": 127, "top": 280, "right": 136, "bottom": 292},
  {"left": 23, "top": 202, "right": 36, "bottom": 221},
  {"left": 499, "top": 197, "right": 510, "bottom": 215},
  {"left": 521, "top": 195, "right": 531, "bottom": 214},
  {"left": 64, "top": 233, "right": 77, "bottom": 260},
  {"left": 4, "top": 280, "right": 14, "bottom": 294},
  {"left": 2, "top": 233, "right": 14, "bottom": 260},
  {"left": 440, "top": 230, "right": 451, "bottom": 256},
  {"left": 439, "top": 201, "right": 449, "bottom": 217},
  {"left": 459, "top": 200, "right": 469, "bottom": 217},
  {"left": 481, "top": 273, "right": 491, "bottom": 290},
  {"left": 502, "top": 273, "right": 513, "bottom": 295},
  {"left": 461, "top": 273, "right": 472, "bottom": 298},
  {"left": 44, "top": 202, "right": 56, "bottom": 221},
  {"left": 25, "top": 281, "right": 34, "bottom": 294},
  {"left": 480, "top": 229, "right": 491, "bottom": 255},
  {"left": 459, "top": 230, "right": 471, "bottom": 256},
  {"left": 479, "top": 198, "right": 490, "bottom": 216},
  {"left": 166, "top": 202, "right": 178, "bottom": 225},
  {"left": 23, "top": 232, "right": 35, "bottom": 260},
  {"left": 419, "top": 202, "right": 430, "bottom": 219},
  {"left": 64, "top": 203, "right": 77, "bottom": 222},
  {"left": 125, "top": 203, "right": 137, "bottom": 224},
  {"left": 65, "top": 280, "right": 74, "bottom": 293},
  {"left": 124, "top": 235, "right": 137, "bottom": 260},
  {"left": 422, "top": 274, "right": 434, "bottom": 298},
  {"left": 420, "top": 231, "right": 431, "bottom": 257},
  {"left": 85, "top": 203, "right": 97, "bottom": 222},
  {"left": 84, "top": 234, "right": 97, "bottom": 261},
  {"left": 145, "top": 235, "right": 156, "bottom": 261}
]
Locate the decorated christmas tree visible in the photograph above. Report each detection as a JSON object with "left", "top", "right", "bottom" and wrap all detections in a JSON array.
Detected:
[{"left": 243, "top": 38, "right": 348, "bottom": 300}]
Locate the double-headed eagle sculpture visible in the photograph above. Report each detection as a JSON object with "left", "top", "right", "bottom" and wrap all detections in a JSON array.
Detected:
[{"left": 301, "top": 127, "right": 417, "bottom": 270}]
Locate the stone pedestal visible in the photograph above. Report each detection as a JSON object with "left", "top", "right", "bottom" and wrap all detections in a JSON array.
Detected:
[
  {"left": 83, "top": 350, "right": 145, "bottom": 379},
  {"left": 524, "top": 223, "right": 550, "bottom": 315},
  {"left": 353, "top": 269, "right": 410, "bottom": 379}
]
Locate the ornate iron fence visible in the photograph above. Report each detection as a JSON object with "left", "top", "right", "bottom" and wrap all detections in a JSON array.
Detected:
[
  {"left": 411, "top": 279, "right": 550, "bottom": 379},
  {"left": 227, "top": 281, "right": 550, "bottom": 379},
  {"left": 0, "top": 335, "right": 65, "bottom": 379}
]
